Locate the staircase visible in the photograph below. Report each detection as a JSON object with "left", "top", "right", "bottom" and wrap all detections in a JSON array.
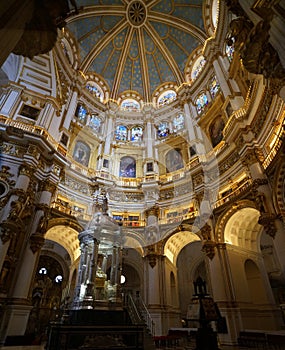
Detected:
[{"left": 125, "top": 293, "right": 156, "bottom": 350}]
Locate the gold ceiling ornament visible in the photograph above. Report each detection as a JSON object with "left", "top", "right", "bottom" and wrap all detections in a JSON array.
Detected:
[{"left": 127, "top": 1, "right": 147, "bottom": 27}]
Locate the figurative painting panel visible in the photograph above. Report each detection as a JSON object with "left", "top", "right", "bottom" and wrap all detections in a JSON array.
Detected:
[
  {"left": 166, "top": 149, "right": 184, "bottom": 173},
  {"left": 20, "top": 104, "right": 41, "bottom": 120},
  {"left": 115, "top": 125, "right": 127, "bottom": 141},
  {"left": 73, "top": 141, "right": 90, "bottom": 166},
  {"left": 120, "top": 156, "right": 136, "bottom": 178},
  {"left": 189, "top": 145, "right": 197, "bottom": 157},
  {"left": 210, "top": 117, "right": 225, "bottom": 147},
  {"left": 131, "top": 126, "right": 143, "bottom": 141},
  {"left": 147, "top": 162, "right": 153, "bottom": 172}
]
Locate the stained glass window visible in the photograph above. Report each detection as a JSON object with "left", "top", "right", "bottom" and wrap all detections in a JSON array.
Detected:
[
  {"left": 75, "top": 104, "right": 87, "bottom": 124},
  {"left": 158, "top": 90, "right": 176, "bottom": 107},
  {"left": 115, "top": 125, "right": 127, "bottom": 141},
  {"left": 209, "top": 76, "right": 220, "bottom": 98},
  {"left": 86, "top": 83, "right": 103, "bottom": 101},
  {"left": 173, "top": 114, "right": 185, "bottom": 132},
  {"left": 89, "top": 115, "right": 101, "bottom": 133},
  {"left": 226, "top": 38, "right": 235, "bottom": 62},
  {"left": 131, "top": 126, "right": 143, "bottom": 141},
  {"left": 157, "top": 122, "right": 170, "bottom": 138},
  {"left": 121, "top": 99, "right": 140, "bottom": 112},
  {"left": 191, "top": 56, "right": 206, "bottom": 80},
  {"left": 196, "top": 93, "right": 209, "bottom": 114},
  {"left": 120, "top": 156, "right": 136, "bottom": 178}
]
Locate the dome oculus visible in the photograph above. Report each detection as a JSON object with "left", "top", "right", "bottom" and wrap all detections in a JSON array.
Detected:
[{"left": 128, "top": 1, "right": 147, "bottom": 27}]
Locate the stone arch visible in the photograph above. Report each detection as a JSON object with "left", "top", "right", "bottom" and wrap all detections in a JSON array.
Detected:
[
  {"left": 45, "top": 220, "right": 81, "bottom": 264},
  {"left": 177, "top": 241, "right": 206, "bottom": 319},
  {"left": 163, "top": 228, "right": 201, "bottom": 265},
  {"left": 224, "top": 207, "right": 262, "bottom": 251},
  {"left": 273, "top": 158, "right": 285, "bottom": 217},
  {"left": 244, "top": 259, "right": 269, "bottom": 304},
  {"left": 215, "top": 199, "right": 258, "bottom": 243}
]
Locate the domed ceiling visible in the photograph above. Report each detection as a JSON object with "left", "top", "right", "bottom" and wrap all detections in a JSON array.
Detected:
[{"left": 66, "top": 0, "right": 209, "bottom": 102}]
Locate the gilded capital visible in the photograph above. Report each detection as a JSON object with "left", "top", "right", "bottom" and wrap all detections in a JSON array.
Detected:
[
  {"left": 18, "top": 164, "right": 34, "bottom": 178},
  {"left": 39, "top": 180, "right": 57, "bottom": 194}
]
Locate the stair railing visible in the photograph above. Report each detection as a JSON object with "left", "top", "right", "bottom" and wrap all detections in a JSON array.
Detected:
[{"left": 135, "top": 295, "right": 155, "bottom": 336}]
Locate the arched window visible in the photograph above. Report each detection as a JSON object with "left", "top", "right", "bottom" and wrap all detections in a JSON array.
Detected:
[
  {"left": 121, "top": 99, "right": 140, "bottom": 112},
  {"left": 120, "top": 156, "right": 136, "bottom": 178},
  {"left": 157, "top": 122, "right": 170, "bottom": 138},
  {"left": 191, "top": 56, "right": 206, "bottom": 81},
  {"left": 209, "top": 116, "right": 225, "bottom": 147},
  {"left": 209, "top": 76, "right": 220, "bottom": 98},
  {"left": 60, "top": 38, "right": 73, "bottom": 65},
  {"left": 166, "top": 148, "right": 184, "bottom": 173},
  {"left": 158, "top": 90, "right": 176, "bottom": 107},
  {"left": 75, "top": 104, "right": 88, "bottom": 124},
  {"left": 73, "top": 141, "right": 90, "bottom": 167},
  {"left": 195, "top": 92, "right": 208, "bottom": 114},
  {"left": 173, "top": 114, "right": 184, "bottom": 132},
  {"left": 131, "top": 126, "right": 143, "bottom": 141},
  {"left": 86, "top": 82, "right": 104, "bottom": 102},
  {"left": 115, "top": 125, "right": 127, "bottom": 141},
  {"left": 225, "top": 37, "right": 235, "bottom": 62},
  {"left": 89, "top": 114, "right": 102, "bottom": 133}
]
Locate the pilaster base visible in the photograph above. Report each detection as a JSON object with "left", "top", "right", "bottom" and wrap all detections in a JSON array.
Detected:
[{"left": 0, "top": 302, "right": 32, "bottom": 345}]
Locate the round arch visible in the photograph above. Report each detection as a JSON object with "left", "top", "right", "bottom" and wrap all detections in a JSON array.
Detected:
[
  {"left": 164, "top": 229, "right": 201, "bottom": 265},
  {"left": 215, "top": 199, "right": 258, "bottom": 243},
  {"left": 45, "top": 224, "right": 80, "bottom": 264},
  {"left": 224, "top": 207, "right": 262, "bottom": 251}
]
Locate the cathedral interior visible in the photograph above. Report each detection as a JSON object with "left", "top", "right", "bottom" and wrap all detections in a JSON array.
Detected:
[{"left": 0, "top": 0, "right": 285, "bottom": 349}]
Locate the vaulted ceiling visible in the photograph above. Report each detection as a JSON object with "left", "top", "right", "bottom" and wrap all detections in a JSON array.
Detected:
[{"left": 66, "top": 0, "right": 209, "bottom": 102}]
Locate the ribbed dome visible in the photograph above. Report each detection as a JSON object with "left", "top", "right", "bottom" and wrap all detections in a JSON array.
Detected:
[{"left": 66, "top": 0, "right": 209, "bottom": 102}]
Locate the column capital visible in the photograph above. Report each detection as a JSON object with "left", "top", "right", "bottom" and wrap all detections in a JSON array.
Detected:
[
  {"left": 258, "top": 213, "right": 279, "bottom": 238},
  {"left": 39, "top": 180, "right": 57, "bottom": 194},
  {"left": 29, "top": 233, "right": 45, "bottom": 254},
  {"left": 241, "top": 148, "right": 262, "bottom": 167},
  {"left": 144, "top": 204, "right": 160, "bottom": 218},
  {"left": 18, "top": 164, "right": 35, "bottom": 178}
]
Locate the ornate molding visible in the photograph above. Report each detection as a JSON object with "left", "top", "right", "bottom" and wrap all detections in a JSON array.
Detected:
[
  {"left": 30, "top": 234, "right": 45, "bottom": 254},
  {"left": 39, "top": 180, "right": 57, "bottom": 194},
  {"left": 258, "top": 213, "right": 278, "bottom": 238},
  {"left": 18, "top": 164, "right": 35, "bottom": 178},
  {"left": 202, "top": 240, "right": 216, "bottom": 260},
  {"left": 145, "top": 204, "right": 160, "bottom": 219}
]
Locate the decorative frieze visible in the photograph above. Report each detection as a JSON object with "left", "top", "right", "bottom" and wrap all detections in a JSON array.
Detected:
[
  {"left": 62, "top": 175, "right": 89, "bottom": 195},
  {"left": 1, "top": 142, "right": 26, "bottom": 158}
]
